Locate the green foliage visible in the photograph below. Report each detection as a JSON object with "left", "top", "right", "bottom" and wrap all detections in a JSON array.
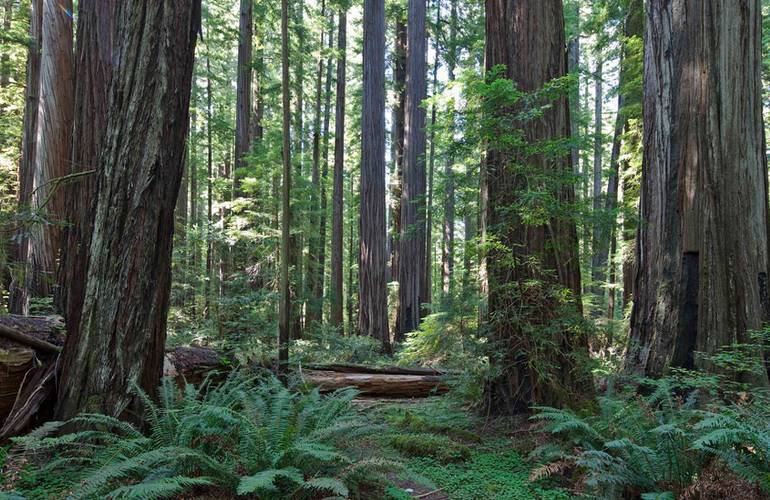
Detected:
[
  {"left": 409, "top": 446, "right": 570, "bottom": 500},
  {"left": 10, "top": 373, "right": 389, "bottom": 499},
  {"left": 532, "top": 376, "right": 770, "bottom": 499},
  {"left": 291, "top": 324, "right": 390, "bottom": 365},
  {"left": 389, "top": 433, "right": 471, "bottom": 463}
]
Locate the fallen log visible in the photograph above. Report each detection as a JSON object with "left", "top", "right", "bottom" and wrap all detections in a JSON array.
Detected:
[
  {"left": 301, "top": 369, "right": 449, "bottom": 397},
  {"left": 0, "top": 315, "right": 64, "bottom": 439}
]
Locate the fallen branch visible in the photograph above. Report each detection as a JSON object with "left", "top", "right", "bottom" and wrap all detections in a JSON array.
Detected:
[{"left": 0, "top": 324, "right": 61, "bottom": 354}]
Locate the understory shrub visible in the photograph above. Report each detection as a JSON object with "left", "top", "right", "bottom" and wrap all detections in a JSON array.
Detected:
[
  {"left": 531, "top": 376, "right": 770, "bottom": 499},
  {"left": 7, "top": 373, "right": 396, "bottom": 499}
]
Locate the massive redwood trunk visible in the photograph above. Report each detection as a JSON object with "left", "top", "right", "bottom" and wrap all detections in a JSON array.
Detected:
[
  {"left": 390, "top": 15, "right": 406, "bottom": 283},
  {"left": 57, "top": 0, "right": 115, "bottom": 336},
  {"left": 627, "top": 0, "right": 770, "bottom": 385},
  {"left": 26, "top": 0, "right": 74, "bottom": 303},
  {"left": 358, "top": 0, "right": 390, "bottom": 350},
  {"left": 56, "top": 0, "right": 201, "bottom": 419},
  {"left": 482, "top": 0, "right": 591, "bottom": 414}
]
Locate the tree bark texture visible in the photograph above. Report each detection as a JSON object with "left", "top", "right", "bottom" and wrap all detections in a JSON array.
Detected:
[
  {"left": 9, "top": 0, "right": 42, "bottom": 314},
  {"left": 396, "top": 0, "right": 427, "bottom": 339},
  {"left": 234, "top": 0, "right": 252, "bottom": 194},
  {"left": 628, "top": 0, "right": 770, "bottom": 384},
  {"left": 26, "top": 0, "right": 74, "bottom": 301},
  {"left": 330, "top": 11, "right": 347, "bottom": 328},
  {"left": 482, "top": 0, "right": 590, "bottom": 414},
  {"left": 56, "top": 0, "right": 201, "bottom": 419},
  {"left": 358, "top": 0, "right": 390, "bottom": 350},
  {"left": 589, "top": 58, "right": 604, "bottom": 307},
  {"left": 57, "top": 0, "right": 114, "bottom": 337}
]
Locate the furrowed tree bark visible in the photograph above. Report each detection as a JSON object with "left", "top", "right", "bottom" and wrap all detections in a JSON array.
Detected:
[
  {"left": 9, "top": 0, "right": 42, "bottom": 314},
  {"left": 57, "top": 0, "right": 114, "bottom": 336},
  {"left": 234, "top": 0, "right": 252, "bottom": 194},
  {"left": 279, "top": 0, "right": 292, "bottom": 376},
  {"left": 56, "top": 0, "right": 201, "bottom": 420},
  {"left": 330, "top": 10, "right": 347, "bottom": 328},
  {"left": 26, "top": 0, "right": 74, "bottom": 303},
  {"left": 482, "top": 0, "right": 591, "bottom": 414},
  {"left": 396, "top": 0, "right": 427, "bottom": 339},
  {"left": 567, "top": 1, "right": 580, "bottom": 178},
  {"left": 627, "top": 0, "right": 770, "bottom": 385},
  {"left": 359, "top": 0, "right": 390, "bottom": 351}
]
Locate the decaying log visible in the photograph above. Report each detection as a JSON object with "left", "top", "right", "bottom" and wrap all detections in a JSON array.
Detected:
[
  {"left": 0, "top": 315, "right": 64, "bottom": 440},
  {"left": 303, "top": 362, "right": 453, "bottom": 376},
  {"left": 301, "top": 369, "right": 449, "bottom": 397}
]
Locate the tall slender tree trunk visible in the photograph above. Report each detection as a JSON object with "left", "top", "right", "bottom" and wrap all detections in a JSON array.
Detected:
[
  {"left": 189, "top": 80, "right": 199, "bottom": 317},
  {"left": 278, "top": 0, "right": 292, "bottom": 375},
  {"left": 26, "top": 0, "right": 74, "bottom": 304},
  {"left": 359, "top": 0, "right": 389, "bottom": 350},
  {"left": 9, "top": 0, "right": 42, "bottom": 314},
  {"left": 627, "top": 0, "right": 770, "bottom": 385},
  {"left": 316, "top": 13, "right": 335, "bottom": 322},
  {"left": 396, "top": 0, "right": 427, "bottom": 339},
  {"left": 441, "top": 0, "right": 457, "bottom": 300},
  {"left": 290, "top": 0, "right": 306, "bottom": 339},
  {"left": 482, "top": 0, "right": 591, "bottom": 414},
  {"left": 330, "top": 10, "right": 347, "bottom": 328},
  {"left": 57, "top": 0, "right": 201, "bottom": 419},
  {"left": 306, "top": 0, "right": 327, "bottom": 327},
  {"left": 204, "top": 57, "right": 213, "bottom": 319},
  {"left": 57, "top": 0, "right": 114, "bottom": 335},
  {"left": 234, "top": 0, "right": 252, "bottom": 194},
  {"left": 346, "top": 170, "right": 355, "bottom": 331},
  {"left": 424, "top": 0, "right": 441, "bottom": 313},
  {"left": 567, "top": 3, "right": 580, "bottom": 178},
  {"left": 390, "top": 14, "right": 406, "bottom": 283},
  {"left": 589, "top": 57, "right": 604, "bottom": 308}
]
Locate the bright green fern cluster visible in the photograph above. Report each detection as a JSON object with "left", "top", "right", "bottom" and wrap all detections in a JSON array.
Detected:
[
  {"left": 531, "top": 377, "right": 770, "bottom": 498},
  {"left": 10, "top": 373, "right": 393, "bottom": 499}
]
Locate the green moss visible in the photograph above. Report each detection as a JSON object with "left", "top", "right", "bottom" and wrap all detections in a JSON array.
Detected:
[{"left": 389, "top": 433, "right": 471, "bottom": 463}]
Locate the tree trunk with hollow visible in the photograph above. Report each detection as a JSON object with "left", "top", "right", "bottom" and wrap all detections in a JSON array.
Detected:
[{"left": 628, "top": 0, "right": 770, "bottom": 385}]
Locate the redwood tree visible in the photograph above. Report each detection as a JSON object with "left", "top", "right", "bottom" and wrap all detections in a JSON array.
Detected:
[
  {"left": 234, "top": 0, "right": 252, "bottom": 194},
  {"left": 396, "top": 0, "right": 427, "bottom": 339},
  {"left": 482, "top": 0, "right": 590, "bottom": 414},
  {"left": 330, "top": 9, "right": 347, "bottom": 328},
  {"left": 627, "top": 0, "right": 770, "bottom": 384},
  {"left": 358, "top": 0, "right": 389, "bottom": 350},
  {"left": 26, "top": 0, "right": 73, "bottom": 305},
  {"left": 57, "top": 0, "right": 201, "bottom": 419},
  {"left": 57, "top": 0, "right": 115, "bottom": 336}
]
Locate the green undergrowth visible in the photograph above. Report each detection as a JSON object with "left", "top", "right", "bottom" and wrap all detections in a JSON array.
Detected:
[
  {"left": 371, "top": 399, "right": 572, "bottom": 500},
  {"left": 404, "top": 445, "right": 572, "bottom": 500}
]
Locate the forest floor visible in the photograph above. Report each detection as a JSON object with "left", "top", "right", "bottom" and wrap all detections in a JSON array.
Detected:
[{"left": 359, "top": 397, "right": 573, "bottom": 500}]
